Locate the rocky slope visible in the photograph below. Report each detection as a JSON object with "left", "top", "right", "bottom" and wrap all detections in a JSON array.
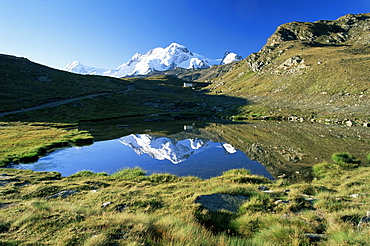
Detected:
[{"left": 204, "top": 13, "right": 370, "bottom": 121}]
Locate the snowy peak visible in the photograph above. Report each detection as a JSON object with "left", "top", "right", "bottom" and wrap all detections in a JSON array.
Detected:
[
  {"left": 220, "top": 51, "right": 243, "bottom": 65},
  {"left": 166, "top": 43, "right": 192, "bottom": 55},
  {"left": 114, "top": 42, "right": 214, "bottom": 76},
  {"left": 63, "top": 61, "right": 108, "bottom": 75},
  {"left": 64, "top": 43, "right": 242, "bottom": 77},
  {"left": 118, "top": 134, "right": 237, "bottom": 164}
]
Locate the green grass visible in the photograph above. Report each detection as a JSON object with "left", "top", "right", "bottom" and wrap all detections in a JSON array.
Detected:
[
  {"left": 331, "top": 152, "right": 361, "bottom": 168},
  {"left": 0, "top": 121, "right": 93, "bottom": 167},
  {"left": 110, "top": 167, "right": 146, "bottom": 180},
  {"left": 0, "top": 165, "right": 369, "bottom": 245}
]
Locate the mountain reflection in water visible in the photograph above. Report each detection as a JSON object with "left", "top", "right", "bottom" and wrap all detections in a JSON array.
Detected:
[
  {"left": 13, "top": 133, "right": 273, "bottom": 179},
  {"left": 118, "top": 134, "right": 237, "bottom": 164}
]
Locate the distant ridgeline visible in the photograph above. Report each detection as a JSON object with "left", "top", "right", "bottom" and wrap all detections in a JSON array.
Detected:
[{"left": 63, "top": 43, "right": 243, "bottom": 78}]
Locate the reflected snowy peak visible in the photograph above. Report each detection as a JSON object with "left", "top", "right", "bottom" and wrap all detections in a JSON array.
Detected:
[{"left": 118, "top": 134, "right": 237, "bottom": 164}]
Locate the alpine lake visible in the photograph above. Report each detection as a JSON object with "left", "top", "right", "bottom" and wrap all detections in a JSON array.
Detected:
[{"left": 11, "top": 116, "right": 370, "bottom": 182}]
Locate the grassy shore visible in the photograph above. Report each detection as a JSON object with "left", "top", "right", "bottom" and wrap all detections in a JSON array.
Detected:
[
  {"left": 0, "top": 122, "right": 93, "bottom": 167},
  {"left": 0, "top": 162, "right": 369, "bottom": 245}
]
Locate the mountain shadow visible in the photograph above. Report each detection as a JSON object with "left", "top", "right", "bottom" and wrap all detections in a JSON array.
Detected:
[{"left": 0, "top": 54, "right": 249, "bottom": 140}]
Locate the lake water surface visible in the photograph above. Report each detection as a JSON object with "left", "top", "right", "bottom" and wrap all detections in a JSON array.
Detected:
[
  {"left": 11, "top": 119, "right": 370, "bottom": 181},
  {"left": 13, "top": 132, "right": 273, "bottom": 179}
]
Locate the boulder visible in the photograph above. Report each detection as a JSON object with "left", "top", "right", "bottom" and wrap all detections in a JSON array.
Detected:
[
  {"left": 46, "top": 190, "right": 79, "bottom": 200},
  {"left": 102, "top": 201, "right": 113, "bottom": 208},
  {"left": 194, "top": 193, "right": 249, "bottom": 213},
  {"left": 358, "top": 211, "right": 370, "bottom": 231}
]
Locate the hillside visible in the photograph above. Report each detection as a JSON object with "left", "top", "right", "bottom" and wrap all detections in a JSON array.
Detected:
[
  {"left": 141, "top": 62, "right": 237, "bottom": 82},
  {"left": 0, "top": 54, "right": 130, "bottom": 113},
  {"left": 199, "top": 13, "right": 370, "bottom": 122}
]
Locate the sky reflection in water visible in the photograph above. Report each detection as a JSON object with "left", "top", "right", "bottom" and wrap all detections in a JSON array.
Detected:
[{"left": 14, "top": 133, "right": 273, "bottom": 179}]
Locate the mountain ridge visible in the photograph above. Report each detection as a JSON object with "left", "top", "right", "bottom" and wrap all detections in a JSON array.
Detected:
[
  {"left": 64, "top": 43, "right": 242, "bottom": 77},
  {"left": 204, "top": 13, "right": 370, "bottom": 121}
]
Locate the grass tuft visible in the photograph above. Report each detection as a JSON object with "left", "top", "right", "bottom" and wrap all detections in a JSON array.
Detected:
[
  {"left": 332, "top": 152, "right": 361, "bottom": 168},
  {"left": 110, "top": 167, "right": 146, "bottom": 180}
]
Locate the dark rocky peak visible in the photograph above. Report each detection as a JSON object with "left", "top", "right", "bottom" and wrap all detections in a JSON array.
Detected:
[
  {"left": 267, "top": 21, "right": 346, "bottom": 46},
  {"left": 336, "top": 13, "right": 370, "bottom": 29},
  {"left": 244, "top": 13, "right": 370, "bottom": 72},
  {"left": 266, "top": 13, "right": 370, "bottom": 47}
]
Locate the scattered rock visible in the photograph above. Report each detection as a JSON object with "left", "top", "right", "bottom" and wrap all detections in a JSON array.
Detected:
[
  {"left": 194, "top": 193, "right": 249, "bottom": 213},
  {"left": 0, "top": 203, "right": 15, "bottom": 210},
  {"left": 275, "top": 200, "right": 291, "bottom": 205},
  {"left": 46, "top": 190, "right": 79, "bottom": 200},
  {"left": 36, "top": 76, "right": 52, "bottom": 82},
  {"left": 350, "top": 193, "right": 368, "bottom": 198},
  {"left": 358, "top": 211, "right": 370, "bottom": 231},
  {"left": 305, "top": 233, "right": 327, "bottom": 241},
  {"left": 114, "top": 204, "right": 127, "bottom": 212},
  {"left": 262, "top": 190, "right": 275, "bottom": 194},
  {"left": 258, "top": 185, "right": 269, "bottom": 191},
  {"left": 277, "top": 174, "right": 287, "bottom": 179},
  {"left": 102, "top": 201, "right": 113, "bottom": 208},
  {"left": 345, "top": 120, "right": 353, "bottom": 126},
  {"left": 0, "top": 179, "right": 21, "bottom": 187}
]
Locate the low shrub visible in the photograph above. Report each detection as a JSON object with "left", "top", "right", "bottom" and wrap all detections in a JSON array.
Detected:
[
  {"left": 332, "top": 152, "right": 361, "bottom": 168},
  {"left": 148, "top": 173, "right": 180, "bottom": 183},
  {"left": 220, "top": 169, "right": 271, "bottom": 184},
  {"left": 111, "top": 167, "right": 146, "bottom": 180},
  {"left": 69, "top": 170, "right": 107, "bottom": 178},
  {"left": 230, "top": 213, "right": 262, "bottom": 238},
  {"left": 240, "top": 193, "right": 272, "bottom": 212},
  {"left": 312, "top": 162, "right": 341, "bottom": 179},
  {"left": 24, "top": 185, "right": 61, "bottom": 198},
  {"left": 223, "top": 168, "right": 251, "bottom": 176},
  {"left": 0, "top": 219, "right": 10, "bottom": 234},
  {"left": 251, "top": 224, "right": 310, "bottom": 246},
  {"left": 314, "top": 192, "right": 347, "bottom": 212},
  {"left": 83, "top": 234, "right": 110, "bottom": 246}
]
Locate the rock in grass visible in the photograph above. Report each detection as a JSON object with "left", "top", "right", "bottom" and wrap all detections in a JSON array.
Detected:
[
  {"left": 358, "top": 211, "right": 370, "bottom": 231},
  {"left": 46, "top": 190, "right": 79, "bottom": 200},
  {"left": 102, "top": 201, "right": 113, "bottom": 208},
  {"left": 195, "top": 193, "right": 249, "bottom": 213},
  {"left": 305, "top": 233, "right": 327, "bottom": 241}
]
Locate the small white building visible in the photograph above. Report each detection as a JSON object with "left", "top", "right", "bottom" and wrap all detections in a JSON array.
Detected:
[
  {"left": 183, "top": 125, "right": 194, "bottom": 131},
  {"left": 183, "top": 82, "right": 195, "bottom": 88}
]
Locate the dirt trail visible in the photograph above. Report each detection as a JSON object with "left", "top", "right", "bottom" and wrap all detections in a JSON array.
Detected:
[{"left": 0, "top": 85, "right": 135, "bottom": 118}]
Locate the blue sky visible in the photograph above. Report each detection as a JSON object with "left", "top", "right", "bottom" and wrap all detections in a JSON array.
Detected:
[{"left": 1, "top": 0, "right": 369, "bottom": 70}]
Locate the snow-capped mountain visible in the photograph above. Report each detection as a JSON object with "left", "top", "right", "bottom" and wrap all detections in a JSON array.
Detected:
[
  {"left": 64, "top": 43, "right": 242, "bottom": 77},
  {"left": 63, "top": 61, "right": 108, "bottom": 75},
  {"left": 220, "top": 51, "right": 243, "bottom": 65},
  {"left": 118, "top": 134, "right": 237, "bottom": 164},
  {"left": 113, "top": 43, "right": 217, "bottom": 77}
]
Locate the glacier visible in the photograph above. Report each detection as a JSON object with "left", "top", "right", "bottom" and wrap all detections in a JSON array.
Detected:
[{"left": 64, "top": 43, "right": 242, "bottom": 77}]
